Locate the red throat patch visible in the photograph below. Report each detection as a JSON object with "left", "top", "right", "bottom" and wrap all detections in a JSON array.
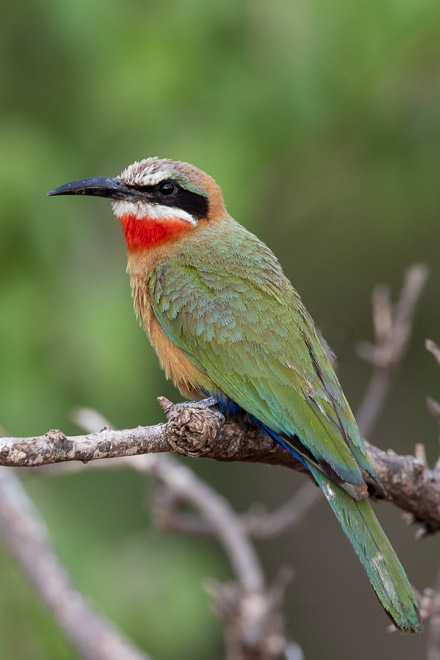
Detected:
[{"left": 120, "top": 214, "right": 193, "bottom": 251}]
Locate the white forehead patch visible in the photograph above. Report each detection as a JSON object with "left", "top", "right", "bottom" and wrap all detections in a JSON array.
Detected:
[
  {"left": 119, "top": 158, "right": 173, "bottom": 188},
  {"left": 112, "top": 200, "right": 197, "bottom": 226}
]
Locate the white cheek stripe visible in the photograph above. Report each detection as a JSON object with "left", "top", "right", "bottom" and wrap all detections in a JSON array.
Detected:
[{"left": 111, "top": 200, "right": 197, "bottom": 226}]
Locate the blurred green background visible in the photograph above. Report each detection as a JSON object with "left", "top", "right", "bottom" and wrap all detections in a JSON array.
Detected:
[{"left": 1, "top": 0, "right": 440, "bottom": 657}]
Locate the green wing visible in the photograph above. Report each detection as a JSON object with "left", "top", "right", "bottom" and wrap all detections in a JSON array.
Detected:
[{"left": 149, "top": 225, "right": 375, "bottom": 496}]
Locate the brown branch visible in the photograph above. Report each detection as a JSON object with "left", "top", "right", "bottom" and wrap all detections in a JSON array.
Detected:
[
  {"left": 2, "top": 396, "right": 440, "bottom": 534},
  {"left": 0, "top": 423, "right": 167, "bottom": 466},
  {"left": 0, "top": 468, "right": 150, "bottom": 660},
  {"left": 0, "top": 398, "right": 302, "bottom": 469},
  {"left": 363, "top": 440, "right": 440, "bottom": 536}
]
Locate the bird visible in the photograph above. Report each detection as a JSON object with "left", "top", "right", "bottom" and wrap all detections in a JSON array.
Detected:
[{"left": 49, "top": 157, "right": 421, "bottom": 632}]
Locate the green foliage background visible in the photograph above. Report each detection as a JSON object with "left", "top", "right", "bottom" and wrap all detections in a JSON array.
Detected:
[{"left": 1, "top": 0, "right": 440, "bottom": 657}]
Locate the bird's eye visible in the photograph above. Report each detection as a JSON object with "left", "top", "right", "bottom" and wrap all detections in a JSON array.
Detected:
[{"left": 158, "top": 181, "right": 175, "bottom": 195}]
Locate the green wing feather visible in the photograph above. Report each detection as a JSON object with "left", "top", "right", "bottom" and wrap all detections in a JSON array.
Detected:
[
  {"left": 149, "top": 221, "right": 420, "bottom": 631},
  {"left": 150, "top": 222, "right": 374, "bottom": 495}
]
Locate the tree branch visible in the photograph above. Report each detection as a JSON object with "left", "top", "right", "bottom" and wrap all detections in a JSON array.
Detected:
[{"left": 2, "top": 396, "right": 439, "bottom": 534}]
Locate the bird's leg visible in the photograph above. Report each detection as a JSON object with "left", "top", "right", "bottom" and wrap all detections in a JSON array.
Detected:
[{"left": 181, "top": 396, "right": 219, "bottom": 410}]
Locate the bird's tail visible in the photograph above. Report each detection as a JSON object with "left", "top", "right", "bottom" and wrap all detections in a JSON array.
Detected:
[{"left": 309, "top": 466, "right": 421, "bottom": 632}]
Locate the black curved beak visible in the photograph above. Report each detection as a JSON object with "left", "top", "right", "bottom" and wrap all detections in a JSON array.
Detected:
[{"left": 48, "top": 177, "right": 133, "bottom": 200}]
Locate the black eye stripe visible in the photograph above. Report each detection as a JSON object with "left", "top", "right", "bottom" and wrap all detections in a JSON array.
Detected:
[
  {"left": 130, "top": 180, "right": 209, "bottom": 220},
  {"left": 166, "top": 187, "right": 209, "bottom": 220}
]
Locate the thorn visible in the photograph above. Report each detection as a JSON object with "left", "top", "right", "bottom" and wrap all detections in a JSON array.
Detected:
[
  {"left": 415, "top": 444, "right": 427, "bottom": 467},
  {"left": 371, "top": 283, "right": 392, "bottom": 344},
  {"left": 426, "top": 338, "right": 440, "bottom": 367},
  {"left": 415, "top": 525, "right": 431, "bottom": 540},
  {"left": 270, "top": 566, "right": 294, "bottom": 605},
  {"left": 45, "top": 429, "right": 67, "bottom": 444},
  {"left": 157, "top": 396, "right": 174, "bottom": 416},
  {"left": 386, "top": 623, "right": 397, "bottom": 633},
  {"left": 402, "top": 512, "right": 415, "bottom": 526},
  {"left": 427, "top": 396, "right": 440, "bottom": 424},
  {"left": 284, "top": 641, "right": 305, "bottom": 660}
]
